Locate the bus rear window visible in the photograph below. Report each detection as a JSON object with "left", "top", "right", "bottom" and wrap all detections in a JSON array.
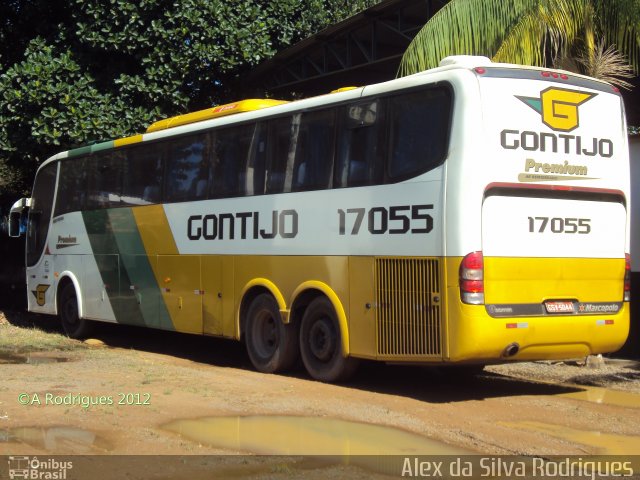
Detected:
[{"left": 388, "top": 87, "right": 451, "bottom": 180}]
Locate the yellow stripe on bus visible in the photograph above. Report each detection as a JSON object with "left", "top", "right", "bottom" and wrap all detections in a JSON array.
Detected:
[
  {"left": 114, "top": 134, "right": 144, "bottom": 148},
  {"left": 146, "top": 99, "right": 289, "bottom": 133},
  {"left": 131, "top": 205, "right": 179, "bottom": 256},
  {"left": 131, "top": 205, "right": 201, "bottom": 333}
]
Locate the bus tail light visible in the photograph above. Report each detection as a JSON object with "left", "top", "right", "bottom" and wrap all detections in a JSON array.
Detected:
[
  {"left": 624, "top": 253, "right": 631, "bottom": 302},
  {"left": 460, "top": 251, "right": 484, "bottom": 305}
]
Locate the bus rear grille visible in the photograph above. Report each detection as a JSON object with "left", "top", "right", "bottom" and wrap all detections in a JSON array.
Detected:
[{"left": 375, "top": 258, "right": 442, "bottom": 357}]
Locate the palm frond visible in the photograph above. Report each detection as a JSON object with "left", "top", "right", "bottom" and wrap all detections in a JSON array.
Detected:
[
  {"left": 399, "top": 0, "right": 640, "bottom": 78},
  {"left": 492, "top": 8, "right": 548, "bottom": 65},
  {"left": 594, "top": 0, "right": 640, "bottom": 74},
  {"left": 577, "top": 41, "right": 635, "bottom": 88},
  {"left": 494, "top": 0, "right": 590, "bottom": 66},
  {"left": 398, "top": 0, "right": 541, "bottom": 76}
]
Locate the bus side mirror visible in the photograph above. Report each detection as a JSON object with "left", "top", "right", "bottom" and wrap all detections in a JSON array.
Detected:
[{"left": 7, "top": 197, "right": 30, "bottom": 237}]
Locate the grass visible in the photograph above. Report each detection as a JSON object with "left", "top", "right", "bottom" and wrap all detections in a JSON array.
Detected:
[{"left": 0, "top": 311, "right": 87, "bottom": 354}]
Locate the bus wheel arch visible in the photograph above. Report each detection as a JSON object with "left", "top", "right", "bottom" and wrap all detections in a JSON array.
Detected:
[
  {"left": 238, "top": 279, "right": 288, "bottom": 335},
  {"left": 239, "top": 282, "right": 298, "bottom": 374},
  {"left": 56, "top": 275, "right": 92, "bottom": 339},
  {"left": 291, "top": 283, "right": 357, "bottom": 382},
  {"left": 290, "top": 282, "right": 350, "bottom": 357}
]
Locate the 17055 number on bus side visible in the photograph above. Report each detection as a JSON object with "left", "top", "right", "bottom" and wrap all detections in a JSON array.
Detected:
[{"left": 338, "top": 205, "right": 434, "bottom": 235}]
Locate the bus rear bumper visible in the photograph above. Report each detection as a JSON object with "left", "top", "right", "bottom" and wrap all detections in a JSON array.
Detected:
[{"left": 445, "top": 294, "right": 630, "bottom": 363}]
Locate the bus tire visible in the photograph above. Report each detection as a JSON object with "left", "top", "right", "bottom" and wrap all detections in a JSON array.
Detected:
[
  {"left": 245, "top": 293, "right": 299, "bottom": 373},
  {"left": 59, "top": 283, "right": 93, "bottom": 339},
  {"left": 299, "top": 296, "right": 358, "bottom": 383}
]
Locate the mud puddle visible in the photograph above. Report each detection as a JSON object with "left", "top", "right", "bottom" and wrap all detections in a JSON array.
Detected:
[
  {"left": 559, "top": 386, "right": 640, "bottom": 408},
  {"left": 163, "top": 415, "right": 472, "bottom": 455},
  {"left": 0, "top": 426, "right": 111, "bottom": 453},
  {"left": 501, "top": 421, "right": 640, "bottom": 455}
]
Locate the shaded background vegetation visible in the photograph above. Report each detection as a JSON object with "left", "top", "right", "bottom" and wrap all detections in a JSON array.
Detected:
[
  {"left": 0, "top": 0, "right": 378, "bottom": 198},
  {"left": 0, "top": 0, "right": 377, "bottom": 308}
]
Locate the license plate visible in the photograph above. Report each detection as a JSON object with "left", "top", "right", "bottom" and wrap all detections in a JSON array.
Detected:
[{"left": 545, "top": 301, "right": 575, "bottom": 314}]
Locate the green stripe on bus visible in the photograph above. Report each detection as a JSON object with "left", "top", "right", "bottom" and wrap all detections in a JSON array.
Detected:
[
  {"left": 82, "top": 209, "right": 144, "bottom": 327},
  {"left": 90, "top": 140, "right": 114, "bottom": 153},
  {"left": 67, "top": 145, "right": 93, "bottom": 158},
  {"left": 68, "top": 141, "right": 114, "bottom": 158},
  {"left": 107, "top": 208, "right": 174, "bottom": 331},
  {"left": 82, "top": 208, "right": 174, "bottom": 330}
]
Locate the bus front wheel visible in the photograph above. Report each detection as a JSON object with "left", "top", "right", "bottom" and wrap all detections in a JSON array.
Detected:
[
  {"left": 245, "top": 293, "right": 298, "bottom": 373},
  {"left": 59, "top": 283, "right": 92, "bottom": 339},
  {"left": 300, "top": 296, "right": 358, "bottom": 383}
]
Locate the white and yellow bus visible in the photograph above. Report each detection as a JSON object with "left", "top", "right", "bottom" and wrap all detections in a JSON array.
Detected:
[{"left": 9, "top": 56, "right": 630, "bottom": 382}]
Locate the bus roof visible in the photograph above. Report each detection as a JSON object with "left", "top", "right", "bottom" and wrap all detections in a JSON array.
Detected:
[{"left": 36, "top": 56, "right": 618, "bottom": 171}]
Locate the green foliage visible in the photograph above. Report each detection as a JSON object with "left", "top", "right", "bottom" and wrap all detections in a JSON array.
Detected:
[
  {"left": 0, "top": 0, "right": 378, "bottom": 196},
  {"left": 398, "top": 0, "right": 640, "bottom": 79}
]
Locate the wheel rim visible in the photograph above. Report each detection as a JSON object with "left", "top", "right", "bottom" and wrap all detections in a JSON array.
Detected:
[
  {"left": 252, "top": 310, "right": 278, "bottom": 358},
  {"left": 308, "top": 317, "right": 335, "bottom": 362}
]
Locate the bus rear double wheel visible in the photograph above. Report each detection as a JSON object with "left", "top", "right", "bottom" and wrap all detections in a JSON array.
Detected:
[{"left": 299, "top": 296, "right": 358, "bottom": 383}]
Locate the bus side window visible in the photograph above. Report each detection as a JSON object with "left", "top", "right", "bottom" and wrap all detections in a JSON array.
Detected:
[
  {"left": 122, "top": 142, "right": 164, "bottom": 206},
  {"left": 266, "top": 115, "right": 298, "bottom": 194},
  {"left": 54, "top": 157, "right": 87, "bottom": 216},
  {"left": 86, "top": 152, "right": 123, "bottom": 210},
  {"left": 210, "top": 125, "right": 253, "bottom": 198},
  {"left": 388, "top": 87, "right": 452, "bottom": 180},
  {"left": 164, "top": 134, "right": 207, "bottom": 203},
  {"left": 335, "top": 100, "right": 383, "bottom": 188},
  {"left": 243, "top": 123, "right": 266, "bottom": 196},
  {"left": 292, "top": 109, "right": 335, "bottom": 192}
]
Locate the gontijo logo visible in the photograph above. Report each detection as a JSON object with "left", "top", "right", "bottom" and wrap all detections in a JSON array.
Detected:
[{"left": 516, "top": 87, "right": 596, "bottom": 132}]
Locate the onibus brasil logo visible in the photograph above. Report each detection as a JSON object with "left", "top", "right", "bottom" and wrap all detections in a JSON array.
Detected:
[{"left": 516, "top": 87, "right": 596, "bottom": 132}]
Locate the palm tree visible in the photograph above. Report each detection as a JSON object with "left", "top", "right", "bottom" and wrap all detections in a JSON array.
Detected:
[{"left": 398, "top": 0, "right": 640, "bottom": 88}]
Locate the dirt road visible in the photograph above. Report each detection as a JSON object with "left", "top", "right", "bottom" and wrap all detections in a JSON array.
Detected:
[{"left": 1, "top": 312, "right": 639, "bottom": 477}]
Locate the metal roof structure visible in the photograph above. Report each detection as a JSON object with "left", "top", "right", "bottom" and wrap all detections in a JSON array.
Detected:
[
  {"left": 247, "top": 0, "right": 447, "bottom": 97},
  {"left": 247, "top": 0, "right": 639, "bottom": 126}
]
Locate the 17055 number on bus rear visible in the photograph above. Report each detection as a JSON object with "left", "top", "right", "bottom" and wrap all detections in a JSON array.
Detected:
[{"left": 528, "top": 217, "right": 591, "bottom": 234}]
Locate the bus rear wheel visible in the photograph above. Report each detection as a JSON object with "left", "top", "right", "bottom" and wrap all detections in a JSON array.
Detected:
[
  {"left": 59, "top": 283, "right": 93, "bottom": 339},
  {"left": 299, "top": 296, "right": 358, "bottom": 383},
  {"left": 245, "top": 293, "right": 298, "bottom": 373}
]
